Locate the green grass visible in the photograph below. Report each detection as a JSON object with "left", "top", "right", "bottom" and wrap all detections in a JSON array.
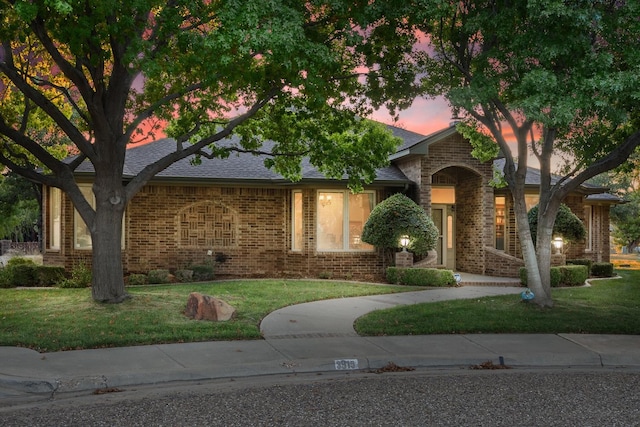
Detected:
[
  {"left": 0, "top": 279, "right": 417, "bottom": 352},
  {"left": 355, "top": 270, "right": 640, "bottom": 336}
]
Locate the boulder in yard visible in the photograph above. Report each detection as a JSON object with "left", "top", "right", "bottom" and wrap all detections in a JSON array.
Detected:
[{"left": 184, "top": 292, "right": 236, "bottom": 321}]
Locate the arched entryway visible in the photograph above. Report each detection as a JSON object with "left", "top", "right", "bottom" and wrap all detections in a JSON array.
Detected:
[{"left": 430, "top": 166, "right": 487, "bottom": 274}]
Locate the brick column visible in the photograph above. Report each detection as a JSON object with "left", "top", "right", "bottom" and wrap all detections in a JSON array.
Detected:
[{"left": 395, "top": 250, "right": 414, "bottom": 267}]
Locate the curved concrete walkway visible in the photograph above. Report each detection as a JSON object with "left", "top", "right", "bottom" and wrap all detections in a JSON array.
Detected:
[{"left": 260, "top": 284, "right": 523, "bottom": 338}]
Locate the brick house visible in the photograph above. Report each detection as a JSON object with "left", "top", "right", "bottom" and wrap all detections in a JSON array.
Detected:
[{"left": 42, "top": 123, "right": 617, "bottom": 280}]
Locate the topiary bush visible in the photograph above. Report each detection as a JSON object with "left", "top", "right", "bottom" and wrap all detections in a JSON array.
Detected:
[
  {"left": 362, "top": 193, "right": 438, "bottom": 256},
  {"left": 591, "top": 262, "right": 614, "bottom": 277},
  {"left": 528, "top": 204, "right": 586, "bottom": 245},
  {"left": 386, "top": 267, "right": 455, "bottom": 286}
]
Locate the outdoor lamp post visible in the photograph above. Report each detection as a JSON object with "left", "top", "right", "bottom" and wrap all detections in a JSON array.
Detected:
[
  {"left": 400, "top": 235, "right": 410, "bottom": 251},
  {"left": 553, "top": 237, "right": 564, "bottom": 254}
]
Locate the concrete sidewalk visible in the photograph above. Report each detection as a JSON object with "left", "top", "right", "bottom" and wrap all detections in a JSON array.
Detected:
[{"left": 2, "top": 278, "right": 639, "bottom": 399}]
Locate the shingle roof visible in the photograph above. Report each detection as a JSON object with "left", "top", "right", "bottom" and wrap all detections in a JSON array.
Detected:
[{"left": 75, "top": 132, "right": 411, "bottom": 185}]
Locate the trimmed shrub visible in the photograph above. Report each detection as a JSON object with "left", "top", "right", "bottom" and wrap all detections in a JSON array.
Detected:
[
  {"left": 591, "top": 262, "right": 614, "bottom": 278},
  {"left": 6, "top": 257, "right": 37, "bottom": 267},
  {"left": 362, "top": 193, "right": 438, "bottom": 256},
  {"left": 559, "top": 265, "right": 589, "bottom": 286},
  {"left": 528, "top": 204, "right": 586, "bottom": 245},
  {"left": 8, "top": 264, "right": 38, "bottom": 287},
  {"left": 0, "top": 268, "right": 13, "bottom": 288},
  {"left": 190, "top": 264, "right": 215, "bottom": 281},
  {"left": 127, "top": 273, "right": 148, "bottom": 286},
  {"left": 147, "top": 269, "right": 170, "bottom": 284},
  {"left": 175, "top": 269, "right": 194, "bottom": 283},
  {"left": 520, "top": 265, "right": 587, "bottom": 288},
  {"left": 386, "top": 267, "right": 456, "bottom": 287},
  {"left": 567, "top": 259, "right": 592, "bottom": 272},
  {"left": 36, "top": 266, "right": 65, "bottom": 286}
]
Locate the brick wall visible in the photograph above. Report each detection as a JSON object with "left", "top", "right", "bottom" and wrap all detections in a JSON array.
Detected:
[{"left": 43, "top": 184, "right": 389, "bottom": 281}]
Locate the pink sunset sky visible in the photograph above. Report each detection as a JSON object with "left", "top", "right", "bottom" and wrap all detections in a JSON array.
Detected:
[{"left": 370, "top": 96, "right": 454, "bottom": 136}]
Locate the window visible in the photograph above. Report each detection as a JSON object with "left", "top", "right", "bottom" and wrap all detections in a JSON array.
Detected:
[
  {"left": 317, "top": 190, "right": 374, "bottom": 251},
  {"left": 292, "top": 191, "right": 303, "bottom": 251},
  {"left": 74, "top": 185, "right": 94, "bottom": 249},
  {"left": 495, "top": 196, "right": 506, "bottom": 250},
  {"left": 432, "top": 186, "right": 455, "bottom": 204},
  {"left": 49, "top": 187, "right": 61, "bottom": 250},
  {"left": 584, "top": 205, "right": 593, "bottom": 251},
  {"left": 74, "top": 184, "right": 125, "bottom": 249}
]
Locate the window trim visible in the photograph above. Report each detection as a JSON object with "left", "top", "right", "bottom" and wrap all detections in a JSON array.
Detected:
[
  {"left": 584, "top": 205, "right": 593, "bottom": 252},
  {"left": 292, "top": 190, "right": 303, "bottom": 251},
  {"left": 48, "top": 186, "right": 62, "bottom": 250}
]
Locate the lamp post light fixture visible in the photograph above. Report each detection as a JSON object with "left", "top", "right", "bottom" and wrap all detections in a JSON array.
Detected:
[
  {"left": 400, "top": 235, "right": 410, "bottom": 251},
  {"left": 553, "top": 237, "right": 564, "bottom": 254}
]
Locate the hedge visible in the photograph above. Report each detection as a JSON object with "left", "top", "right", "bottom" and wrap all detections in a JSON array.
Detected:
[
  {"left": 591, "top": 262, "right": 614, "bottom": 277},
  {"left": 386, "top": 267, "right": 456, "bottom": 287},
  {"left": 519, "top": 264, "right": 588, "bottom": 287}
]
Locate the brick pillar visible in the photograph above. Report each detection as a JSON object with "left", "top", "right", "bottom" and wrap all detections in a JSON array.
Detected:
[{"left": 395, "top": 250, "right": 414, "bottom": 267}]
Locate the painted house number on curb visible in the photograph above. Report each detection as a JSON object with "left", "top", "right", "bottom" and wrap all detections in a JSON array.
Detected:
[{"left": 334, "top": 359, "right": 359, "bottom": 370}]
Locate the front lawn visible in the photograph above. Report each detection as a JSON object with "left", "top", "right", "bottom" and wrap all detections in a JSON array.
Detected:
[
  {"left": 355, "top": 270, "right": 640, "bottom": 336},
  {"left": 0, "top": 279, "right": 416, "bottom": 352}
]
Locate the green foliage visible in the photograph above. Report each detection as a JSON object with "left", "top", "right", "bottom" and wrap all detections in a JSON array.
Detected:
[
  {"left": 528, "top": 204, "right": 586, "bottom": 245},
  {"left": 0, "top": 268, "right": 12, "bottom": 288},
  {"left": 174, "top": 269, "right": 193, "bottom": 283},
  {"left": 520, "top": 265, "right": 588, "bottom": 288},
  {"left": 591, "top": 263, "right": 614, "bottom": 278},
  {"left": 6, "top": 257, "right": 36, "bottom": 267},
  {"left": 386, "top": 267, "right": 456, "bottom": 287},
  {"left": 36, "top": 266, "right": 65, "bottom": 286},
  {"left": 190, "top": 264, "right": 215, "bottom": 282},
  {"left": 362, "top": 193, "right": 438, "bottom": 256},
  {"left": 567, "top": 259, "right": 593, "bottom": 273},
  {"left": 0, "top": 174, "right": 40, "bottom": 241},
  {"left": 127, "top": 274, "right": 148, "bottom": 286},
  {"left": 7, "top": 264, "right": 38, "bottom": 287},
  {"left": 147, "top": 269, "right": 171, "bottom": 284},
  {"left": 58, "top": 262, "right": 92, "bottom": 288}
]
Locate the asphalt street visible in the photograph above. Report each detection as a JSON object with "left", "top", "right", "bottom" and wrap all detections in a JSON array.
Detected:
[{"left": 1, "top": 368, "right": 639, "bottom": 426}]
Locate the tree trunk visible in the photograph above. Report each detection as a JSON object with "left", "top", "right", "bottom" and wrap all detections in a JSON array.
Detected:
[
  {"left": 90, "top": 176, "right": 128, "bottom": 303},
  {"left": 512, "top": 196, "right": 553, "bottom": 307}
]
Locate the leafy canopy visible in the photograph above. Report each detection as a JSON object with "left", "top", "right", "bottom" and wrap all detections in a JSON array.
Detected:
[{"left": 362, "top": 193, "right": 438, "bottom": 256}]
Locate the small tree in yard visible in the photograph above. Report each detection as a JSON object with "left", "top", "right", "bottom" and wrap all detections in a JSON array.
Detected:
[
  {"left": 361, "top": 193, "right": 438, "bottom": 261},
  {"left": 0, "top": 1, "right": 422, "bottom": 303}
]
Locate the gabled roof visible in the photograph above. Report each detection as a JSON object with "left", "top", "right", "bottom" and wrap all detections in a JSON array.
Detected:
[
  {"left": 74, "top": 132, "right": 411, "bottom": 186},
  {"left": 389, "top": 123, "right": 458, "bottom": 160}
]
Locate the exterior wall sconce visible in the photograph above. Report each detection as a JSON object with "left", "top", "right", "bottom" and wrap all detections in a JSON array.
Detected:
[
  {"left": 400, "top": 235, "right": 410, "bottom": 251},
  {"left": 553, "top": 237, "right": 564, "bottom": 254}
]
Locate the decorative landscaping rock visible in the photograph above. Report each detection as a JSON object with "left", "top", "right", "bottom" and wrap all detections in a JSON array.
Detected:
[{"left": 184, "top": 292, "right": 236, "bottom": 321}]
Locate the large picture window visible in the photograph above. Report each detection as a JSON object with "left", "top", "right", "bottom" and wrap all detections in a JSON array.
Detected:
[{"left": 317, "top": 190, "right": 374, "bottom": 251}]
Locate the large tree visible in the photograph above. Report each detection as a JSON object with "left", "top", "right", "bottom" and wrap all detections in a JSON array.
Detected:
[
  {"left": 414, "top": 0, "right": 640, "bottom": 306},
  {"left": 0, "top": 0, "right": 421, "bottom": 302}
]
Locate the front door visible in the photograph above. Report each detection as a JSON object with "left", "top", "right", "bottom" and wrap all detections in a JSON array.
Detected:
[{"left": 432, "top": 205, "right": 455, "bottom": 269}]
